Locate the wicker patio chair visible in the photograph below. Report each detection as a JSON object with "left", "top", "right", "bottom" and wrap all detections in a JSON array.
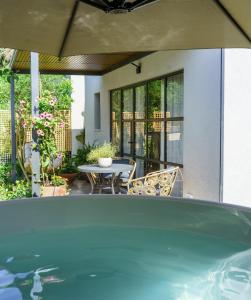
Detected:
[
  {"left": 127, "top": 167, "right": 179, "bottom": 196},
  {"left": 119, "top": 158, "right": 136, "bottom": 190}
]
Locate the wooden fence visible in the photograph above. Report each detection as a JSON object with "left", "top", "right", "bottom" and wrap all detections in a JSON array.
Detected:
[
  {"left": 0, "top": 110, "right": 72, "bottom": 162},
  {"left": 0, "top": 110, "right": 11, "bottom": 162}
]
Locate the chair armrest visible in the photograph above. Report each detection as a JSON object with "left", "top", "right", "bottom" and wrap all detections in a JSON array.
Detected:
[{"left": 129, "top": 175, "right": 146, "bottom": 185}]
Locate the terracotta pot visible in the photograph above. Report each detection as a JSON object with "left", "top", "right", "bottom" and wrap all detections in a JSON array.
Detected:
[
  {"left": 98, "top": 157, "right": 112, "bottom": 168},
  {"left": 60, "top": 173, "right": 78, "bottom": 184},
  {"left": 42, "top": 184, "right": 68, "bottom": 197}
]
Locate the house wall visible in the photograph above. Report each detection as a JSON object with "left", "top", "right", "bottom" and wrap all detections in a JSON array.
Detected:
[
  {"left": 85, "top": 76, "right": 107, "bottom": 144},
  {"left": 223, "top": 49, "right": 251, "bottom": 208},
  {"left": 71, "top": 75, "right": 85, "bottom": 155},
  {"left": 85, "top": 50, "right": 222, "bottom": 201}
]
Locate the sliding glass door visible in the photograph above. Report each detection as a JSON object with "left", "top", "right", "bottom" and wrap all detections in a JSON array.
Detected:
[{"left": 111, "top": 71, "right": 184, "bottom": 184}]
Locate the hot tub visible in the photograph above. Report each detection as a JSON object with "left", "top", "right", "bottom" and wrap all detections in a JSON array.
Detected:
[{"left": 0, "top": 195, "right": 251, "bottom": 300}]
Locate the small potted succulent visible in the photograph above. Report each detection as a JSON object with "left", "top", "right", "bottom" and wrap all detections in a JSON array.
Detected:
[{"left": 87, "top": 143, "right": 117, "bottom": 168}]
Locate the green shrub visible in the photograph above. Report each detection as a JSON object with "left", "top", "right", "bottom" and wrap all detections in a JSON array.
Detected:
[
  {"left": 0, "top": 162, "right": 11, "bottom": 184},
  {"left": 0, "top": 180, "right": 32, "bottom": 200},
  {"left": 50, "top": 175, "right": 66, "bottom": 186},
  {"left": 59, "top": 157, "right": 78, "bottom": 174},
  {"left": 72, "top": 143, "right": 98, "bottom": 166},
  {"left": 87, "top": 143, "right": 117, "bottom": 163}
]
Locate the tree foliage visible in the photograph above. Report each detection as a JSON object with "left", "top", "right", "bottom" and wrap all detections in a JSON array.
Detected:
[
  {"left": 0, "top": 48, "right": 73, "bottom": 109},
  {"left": 0, "top": 74, "right": 73, "bottom": 109},
  {"left": 0, "top": 48, "right": 74, "bottom": 188}
]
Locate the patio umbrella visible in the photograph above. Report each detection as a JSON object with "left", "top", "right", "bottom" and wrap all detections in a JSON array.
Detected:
[{"left": 0, "top": 0, "right": 250, "bottom": 56}]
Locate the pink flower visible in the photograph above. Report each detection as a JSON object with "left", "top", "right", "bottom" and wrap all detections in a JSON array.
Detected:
[
  {"left": 59, "top": 122, "right": 65, "bottom": 128},
  {"left": 39, "top": 113, "right": 46, "bottom": 119},
  {"left": 37, "top": 129, "right": 44, "bottom": 136},
  {"left": 47, "top": 114, "right": 53, "bottom": 121},
  {"left": 21, "top": 121, "right": 27, "bottom": 128},
  {"left": 44, "top": 121, "right": 50, "bottom": 127}
]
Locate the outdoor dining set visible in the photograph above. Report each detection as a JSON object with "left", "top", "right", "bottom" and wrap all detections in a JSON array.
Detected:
[{"left": 78, "top": 158, "right": 180, "bottom": 196}]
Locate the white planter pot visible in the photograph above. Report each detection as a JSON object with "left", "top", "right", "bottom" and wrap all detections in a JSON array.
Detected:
[{"left": 98, "top": 157, "right": 112, "bottom": 168}]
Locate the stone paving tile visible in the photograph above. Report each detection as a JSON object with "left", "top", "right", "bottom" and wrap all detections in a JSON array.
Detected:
[
  {"left": 69, "top": 179, "right": 91, "bottom": 195},
  {"left": 69, "top": 178, "right": 126, "bottom": 195}
]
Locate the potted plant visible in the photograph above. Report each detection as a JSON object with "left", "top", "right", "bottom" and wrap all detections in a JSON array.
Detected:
[
  {"left": 59, "top": 157, "right": 79, "bottom": 184},
  {"left": 71, "top": 143, "right": 97, "bottom": 180},
  {"left": 41, "top": 175, "right": 68, "bottom": 197},
  {"left": 87, "top": 143, "right": 117, "bottom": 168}
]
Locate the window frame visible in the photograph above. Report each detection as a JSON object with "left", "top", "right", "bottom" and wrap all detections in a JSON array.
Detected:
[
  {"left": 110, "top": 70, "right": 184, "bottom": 172},
  {"left": 94, "top": 92, "right": 101, "bottom": 131}
]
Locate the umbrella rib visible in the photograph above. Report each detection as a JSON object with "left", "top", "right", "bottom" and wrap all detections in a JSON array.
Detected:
[
  {"left": 79, "top": 0, "right": 107, "bottom": 11},
  {"left": 58, "top": 1, "right": 80, "bottom": 58},
  {"left": 99, "top": 0, "right": 111, "bottom": 8},
  {"left": 120, "top": 0, "right": 127, "bottom": 7},
  {"left": 213, "top": 0, "right": 251, "bottom": 44},
  {"left": 129, "top": 0, "right": 159, "bottom": 10}
]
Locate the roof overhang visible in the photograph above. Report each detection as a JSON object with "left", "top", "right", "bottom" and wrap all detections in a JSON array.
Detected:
[{"left": 10, "top": 50, "right": 151, "bottom": 75}]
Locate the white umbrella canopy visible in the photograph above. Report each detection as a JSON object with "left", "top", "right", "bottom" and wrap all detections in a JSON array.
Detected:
[{"left": 0, "top": 0, "right": 250, "bottom": 56}]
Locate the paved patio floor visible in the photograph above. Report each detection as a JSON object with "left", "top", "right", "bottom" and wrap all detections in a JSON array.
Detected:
[
  {"left": 69, "top": 179, "right": 91, "bottom": 195},
  {"left": 69, "top": 178, "right": 127, "bottom": 195}
]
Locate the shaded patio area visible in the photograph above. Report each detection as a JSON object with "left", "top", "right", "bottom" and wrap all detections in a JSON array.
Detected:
[{"left": 1, "top": 0, "right": 251, "bottom": 205}]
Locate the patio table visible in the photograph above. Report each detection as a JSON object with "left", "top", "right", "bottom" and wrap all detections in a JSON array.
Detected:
[{"left": 78, "top": 164, "right": 133, "bottom": 194}]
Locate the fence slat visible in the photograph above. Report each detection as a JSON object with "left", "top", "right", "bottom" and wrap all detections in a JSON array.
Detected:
[
  {"left": 0, "top": 109, "right": 72, "bottom": 163},
  {"left": 0, "top": 110, "right": 11, "bottom": 162}
]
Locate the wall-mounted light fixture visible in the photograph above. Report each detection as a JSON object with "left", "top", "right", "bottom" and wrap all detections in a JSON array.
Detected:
[{"left": 131, "top": 62, "right": 141, "bottom": 74}]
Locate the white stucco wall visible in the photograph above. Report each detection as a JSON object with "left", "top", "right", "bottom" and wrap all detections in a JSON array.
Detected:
[
  {"left": 85, "top": 50, "right": 222, "bottom": 201},
  {"left": 85, "top": 76, "right": 108, "bottom": 144},
  {"left": 223, "top": 49, "right": 251, "bottom": 208},
  {"left": 71, "top": 75, "right": 85, "bottom": 155}
]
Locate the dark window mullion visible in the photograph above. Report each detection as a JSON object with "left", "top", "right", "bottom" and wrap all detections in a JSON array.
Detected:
[
  {"left": 146, "top": 82, "right": 149, "bottom": 172},
  {"left": 132, "top": 87, "right": 136, "bottom": 159},
  {"left": 110, "top": 91, "right": 112, "bottom": 143},
  {"left": 121, "top": 89, "right": 124, "bottom": 156},
  {"left": 164, "top": 77, "right": 167, "bottom": 164}
]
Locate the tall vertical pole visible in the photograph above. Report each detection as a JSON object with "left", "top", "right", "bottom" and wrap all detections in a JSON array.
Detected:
[
  {"left": 31, "top": 52, "right": 40, "bottom": 197},
  {"left": 10, "top": 75, "right": 16, "bottom": 182}
]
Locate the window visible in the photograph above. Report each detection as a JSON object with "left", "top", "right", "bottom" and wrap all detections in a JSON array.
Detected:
[
  {"left": 94, "top": 93, "right": 101, "bottom": 130},
  {"left": 110, "top": 71, "right": 184, "bottom": 195},
  {"left": 111, "top": 90, "right": 121, "bottom": 151}
]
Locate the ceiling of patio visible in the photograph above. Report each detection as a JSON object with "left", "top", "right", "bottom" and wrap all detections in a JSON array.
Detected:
[
  {"left": 0, "top": 0, "right": 250, "bottom": 57},
  {"left": 11, "top": 50, "right": 150, "bottom": 75}
]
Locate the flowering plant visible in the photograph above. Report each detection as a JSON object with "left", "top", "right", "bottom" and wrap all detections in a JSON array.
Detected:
[
  {"left": 32, "top": 95, "right": 67, "bottom": 186},
  {"left": 16, "top": 92, "right": 69, "bottom": 186},
  {"left": 16, "top": 99, "right": 32, "bottom": 182}
]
